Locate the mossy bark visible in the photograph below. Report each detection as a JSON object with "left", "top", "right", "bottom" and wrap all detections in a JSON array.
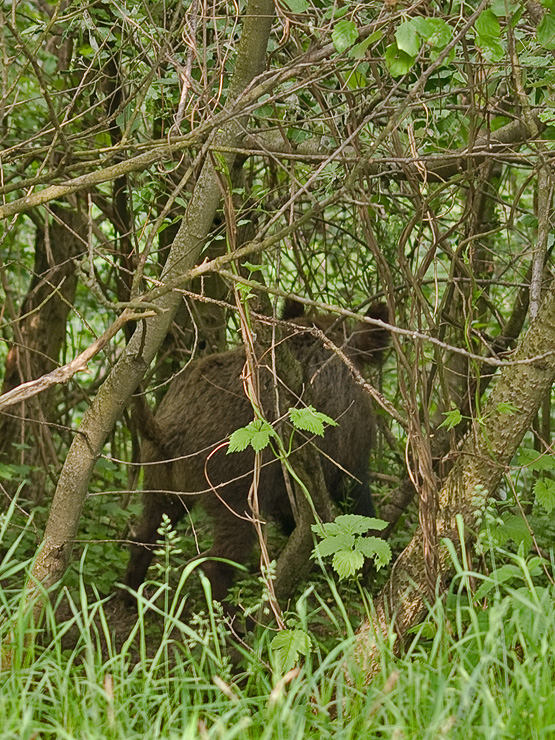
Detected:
[{"left": 354, "top": 281, "right": 555, "bottom": 681}]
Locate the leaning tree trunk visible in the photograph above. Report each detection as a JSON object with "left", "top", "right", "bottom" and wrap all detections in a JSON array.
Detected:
[
  {"left": 354, "top": 275, "right": 555, "bottom": 681},
  {"left": 26, "top": 0, "right": 275, "bottom": 601}
]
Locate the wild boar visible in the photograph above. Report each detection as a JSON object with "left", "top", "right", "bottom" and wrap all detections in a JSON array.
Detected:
[{"left": 123, "top": 302, "right": 389, "bottom": 603}]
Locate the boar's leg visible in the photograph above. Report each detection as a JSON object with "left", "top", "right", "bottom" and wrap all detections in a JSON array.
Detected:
[
  {"left": 123, "top": 491, "right": 189, "bottom": 602},
  {"left": 201, "top": 500, "right": 258, "bottom": 604},
  {"left": 349, "top": 474, "right": 376, "bottom": 519}
]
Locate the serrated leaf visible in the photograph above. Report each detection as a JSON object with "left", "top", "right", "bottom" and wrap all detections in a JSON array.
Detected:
[
  {"left": 332, "top": 19, "right": 358, "bottom": 53},
  {"left": 314, "top": 532, "right": 355, "bottom": 557},
  {"left": 534, "top": 478, "right": 555, "bottom": 513},
  {"left": 289, "top": 405, "right": 337, "bottom": 437},
  {"left": 395, "top": 20, "right": 421, "bottom": 57},
  {"left": 332, "top": 549, "right": 364, "bottom": 579},
  {"left": 271, "top": 629, "right": 312, "bottom": 672},
  {"left": 475, "top": 9, "right": 501, "bottom": 39},
  {"left": 355, "top": 536, "right": 392, "bottom": 569},
  {"left": 335, "top": 513, "right": 386, "bottom": 534},
  {"left": 385, "top": 43, "right": 415, "bottom": 76},
  {"left": 538, "top": 13, "right": 555, "bottom": 49},
  {"left": 518, "top": 447, "right": 555, "bottom": 471},
  {"left": 250, "top": 428, "right": 272, "bottom": 452},
  {"left": 227, "top": 419, "right": 275, "bottom": 454},
  {"left": 439, "top": 408, "right": 462, "bottom": 430},
  {"left": 345, "top": 69, "right": 367, "bottom": 90},
  {"left": 496, "top": 401, "right": 519, "bottom": 415},
  {"left": 227, "top": 427, "right": 253, "bottom": 453}
]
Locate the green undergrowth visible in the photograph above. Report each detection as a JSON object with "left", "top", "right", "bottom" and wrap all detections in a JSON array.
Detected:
[{"left": 1, "top": 502, "right": 555, "bottom": 739}]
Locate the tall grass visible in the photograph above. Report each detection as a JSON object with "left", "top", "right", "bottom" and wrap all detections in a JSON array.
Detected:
[{"left": 1, "top": 502, "right": 554, "bottom": 739}]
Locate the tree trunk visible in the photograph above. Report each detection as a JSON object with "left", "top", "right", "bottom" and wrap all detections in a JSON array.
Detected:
[
  {"left": 354, "top": 279, "right": 555, "bottom": 681},
  {"left": 27, "top": 0, "right": 275, "bottom": 600},
  {"left": 0, "top": 207, "right": 84, "bottom": 503}
]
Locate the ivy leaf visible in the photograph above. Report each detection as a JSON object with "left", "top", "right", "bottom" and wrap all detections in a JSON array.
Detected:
[
  {"left": 289, "top": 405, "right": 337, "bottom": 437},
  {"left": 332, "top": 19, "right": 358, "bottom": 53},
  {"left": 534, "top": 478, "right": 555, "bottom": 513},
  {"left": 271, "top": 629, "right": 312, "bottom": 672},
  {"left": 332, "top": 548, "right": 365, "bottom": 579}
]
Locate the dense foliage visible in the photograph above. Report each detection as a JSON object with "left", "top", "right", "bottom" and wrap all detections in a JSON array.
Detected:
[{"left": 2, "top": 0, "right": 555, "bottom": 736}]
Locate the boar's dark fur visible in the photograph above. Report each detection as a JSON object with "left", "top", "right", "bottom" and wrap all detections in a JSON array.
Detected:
[{"left": 123, "top": 303, "right": 389, "bottom": 603}]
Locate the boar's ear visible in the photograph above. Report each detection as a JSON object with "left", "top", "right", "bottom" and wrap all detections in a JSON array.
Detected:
[
  {"left": 351, "top": 302, "right": 390, "bottom": 365},
  {"left": 282, "top": 297, "right": 306, "bottom": 321}
]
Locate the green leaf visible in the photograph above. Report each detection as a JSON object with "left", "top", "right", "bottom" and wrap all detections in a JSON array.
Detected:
[
  {"left": 345, "top": 69, "right": 367, "bottom": 90},
  {"left": 412, "top": 17, "right": 452, "bottom": 48},
  {"left": 282, "top": 0, "right": 309, "bottom": 12},
  {"left": 349, "top": 30, "right": 382, "bottom": 59},
  {"left": 473, "top": 563, "right": 523, "bottom": 600},
  {"left": 439, "top": 408, "right": 462, "bottom": 430},
  {"left": 502, "top": 515, "right": 533, "bottom": 550},
  {"left": 332, "top": 19, "right": 358, "bottom": 52},
  {"left": 314, "top": 532, "right": 355, "bottom": 557},
  {"left": 385, "top": 43, "right": 415, "bottom": 76},
  {"left": 534, "top": 478, "right": 555, "bottom": 513},
  {"left": 496, "top": 401, "right": 519, "bottom": 415},
  {"left": 332, "top": 549, "right": 365, "bottom": 579},
  {"left": 271, "top": 629, "right": 312, "bottom": 672},
  {"left": 289, "top": 405, "right": 337, "bottom": 437},
  {"left": 227, "top": 419, "right": 276, "bottom": 453},
  {"left": 475, "top": 9, "right": 501, "bottom": 39},
  {"left": 355, "top": 536, "right": 392, "bottom": 569},
  {"left": 335, "top": 513, "right": 386, "bottom": 534},
  {"left": 0, "top": 463, "right": 14, "bottom": 481},
  {"left": 538, "top": 13, "right": 555, "bottom": 49},
  {"left": 479, "top": 37, "right": 505, "bottom": 61},
  {"left": 250, "top": 420, "right": 276, "bottom": 452},
  {"left": 490, "top": 0, "right": 520, "bottom": 15},
  {"left": 395, "top": 20, "right": 421, "bottom": 57},
  {"left": 518, "top": 447, "right": 555, "bottom": 471}
]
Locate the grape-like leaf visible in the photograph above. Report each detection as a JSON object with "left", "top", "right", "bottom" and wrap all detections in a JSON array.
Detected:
[
  {"left": 289, "top": 405, "right": 337, "bottom": 436},
  {"left": 271, "top": 629, "right": 312, "bottom": 672},
  {"left": 332, "top": 549, "right": 365, "bottom": 579},
  {"left": 534, "top": 478, "right": 555, "bottom": 514}
]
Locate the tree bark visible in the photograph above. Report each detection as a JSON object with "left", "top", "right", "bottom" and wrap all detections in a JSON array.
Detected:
[
  {"left": 27, "top": 0, "right": 275, "bottom": 598},
  {"left": 0, "top": 207, "right": 84, "bottom": 503},
  {"left": 354, "top": 279, "right": 555, "bottom": 681}
]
